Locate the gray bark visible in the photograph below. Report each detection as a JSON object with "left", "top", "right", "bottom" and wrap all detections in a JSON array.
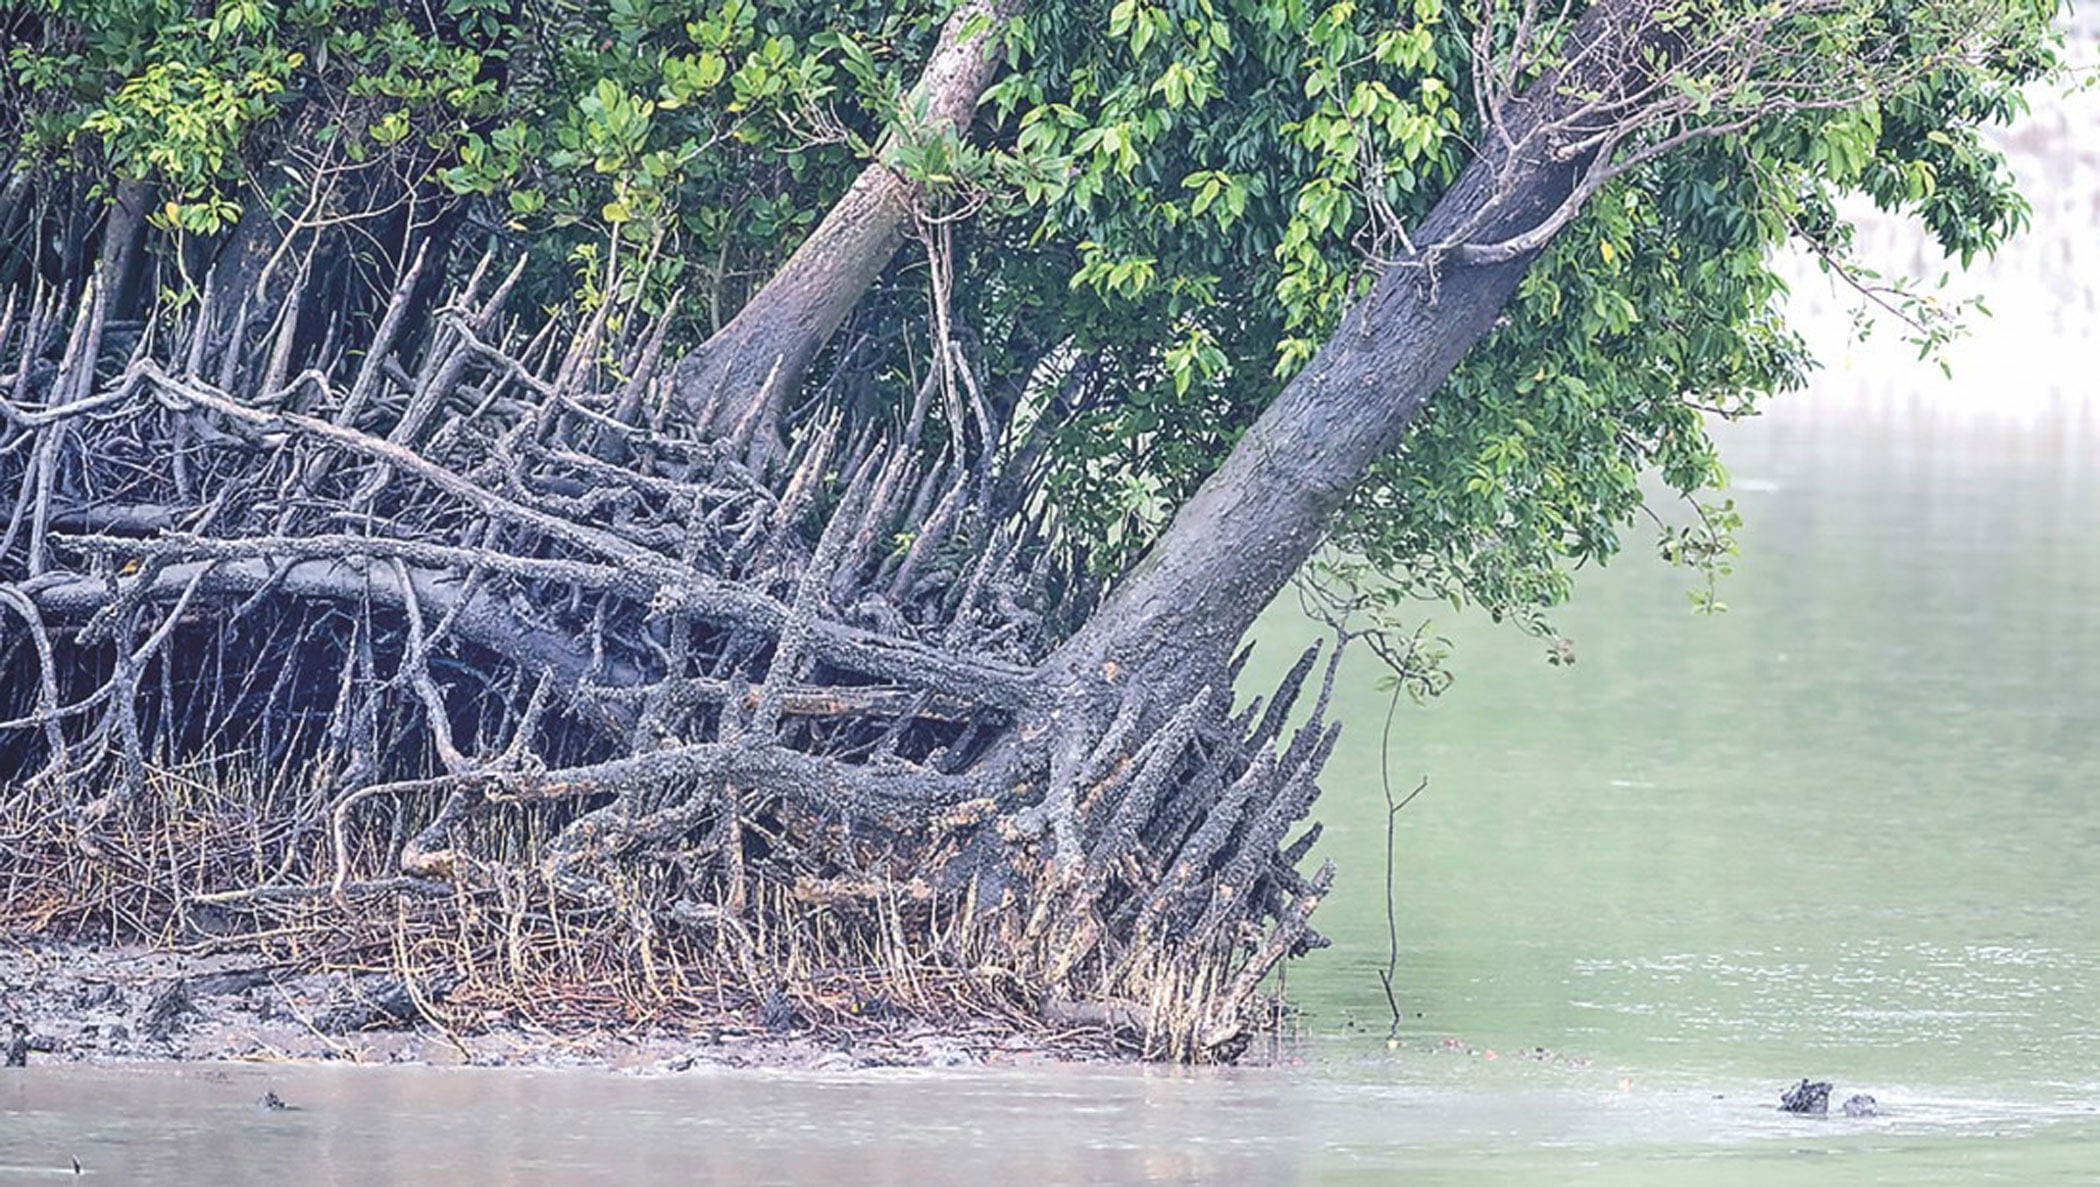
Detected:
[
  {"left": 1055, "top": 0, "right": 1668, "bottom": 699},
  {"left": 95, "top": 180, "right": 152, "bottom": 321},
  {"left": 675, "top": 0, "right": 1020, "bottom": 462}
]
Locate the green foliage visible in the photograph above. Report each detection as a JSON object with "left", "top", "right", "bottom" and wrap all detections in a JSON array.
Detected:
[
  {"left": 974, "top": 0, "right": 1477, "bottom": 562},
  {"left": 1320, "top": 0, "right": 2058, "bottom": 656},
  {"left": 2, "top": 0, "right": 2063, "bottom": 667},
  {"left": 9, "top": 0, "right": 306, "bottom": 231},
  {"left": 980, "top": 0, "right": 2055, "bottom": 665},
  {"left": 6, "top": 0, "right": 917, "bottom": 308}
]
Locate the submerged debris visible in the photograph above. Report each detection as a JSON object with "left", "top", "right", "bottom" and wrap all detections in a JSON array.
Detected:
[
  {"left": 1779, "top": 1078, "right": 1832, "bottom": 1116},
  {"left": 1842, "top": 1093, "right": 1879, "bottom": 1118}
]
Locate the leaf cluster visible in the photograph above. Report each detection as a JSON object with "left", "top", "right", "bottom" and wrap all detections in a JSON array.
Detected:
[{"left": 1, "top": 0, "right": 2063, "bottom": 668}]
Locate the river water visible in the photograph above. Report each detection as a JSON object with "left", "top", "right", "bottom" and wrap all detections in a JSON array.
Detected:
[{"left": 7, "top": 40, "right": 2100, "bottom": 1187}]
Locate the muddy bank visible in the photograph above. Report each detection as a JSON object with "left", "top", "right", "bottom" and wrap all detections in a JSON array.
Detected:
[{"left": 0, "top": 936, "right": 1113, "bottom": 1073}]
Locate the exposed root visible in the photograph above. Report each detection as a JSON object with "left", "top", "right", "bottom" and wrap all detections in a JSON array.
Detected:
[{"left": 2, "top": 244, "right": 1334, "bottom": 1061}]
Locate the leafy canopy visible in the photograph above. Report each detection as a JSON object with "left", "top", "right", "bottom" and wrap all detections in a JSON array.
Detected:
[{"left": 4, "top": 0, "right": 2061, "bottom": 660}]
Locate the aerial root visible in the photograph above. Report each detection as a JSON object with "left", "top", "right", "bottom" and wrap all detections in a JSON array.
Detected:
[{"left": 1, "top": 257, "right": 1331, "bottom": 1061}]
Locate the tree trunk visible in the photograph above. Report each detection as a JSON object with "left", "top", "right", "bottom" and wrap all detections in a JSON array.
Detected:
[
  {"left": 675, "top": 0, "right": 1021, "bottom": 463},
  {"left": 1055, "top": 0, "right": 1664, "bottom": 700},
  {"left": 95, "top": 179, "right": 151, "bottom": 322}
]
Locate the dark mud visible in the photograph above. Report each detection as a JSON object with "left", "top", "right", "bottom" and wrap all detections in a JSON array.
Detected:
[{"left": 0, "top": 936, "right": 1105, "bottom": 1073}]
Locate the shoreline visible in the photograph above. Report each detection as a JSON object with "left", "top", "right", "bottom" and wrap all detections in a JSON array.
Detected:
[{"left": 1, "top": 937, "right": 1119, "bottom": 1074}]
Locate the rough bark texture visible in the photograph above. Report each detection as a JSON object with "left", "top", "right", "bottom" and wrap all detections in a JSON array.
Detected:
[
  {"left": 676, "top": 0, "right": 1021, "bottom": 462},
  {"left": 1058, "top": 0, "right": 1657, "bottom": 700}
]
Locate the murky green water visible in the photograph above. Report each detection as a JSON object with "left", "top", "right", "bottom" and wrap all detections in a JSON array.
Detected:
[
  {"left": 2, "top": 1051, "right": 2097, "bottom": 1185},
  {"left": 1264, "top": 389, "right": 2100, "bottom": 1177},
  {"left": 9, "top": 37, "right": 2100, "bottom": 1187}
]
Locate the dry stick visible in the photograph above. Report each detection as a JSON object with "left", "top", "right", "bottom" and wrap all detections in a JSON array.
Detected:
[
  {"left": 0, "top": 367, "right": 142, "bottom": 429},
  {"left": 496, "top": 671, "right": 554, "bottom": 769},
  {"left": 180, "top": 269, "right": 216, "bottom": 380},
  {"left": 214, "top": 292, "right": 251, "bottom": 393},
  {"left": 900, "top": 349, "right": 942, "bottom": 451},
  {"left": 59, "top": 530, "right": 637, "bottom": 596},
  {"left": 7, "top": 285, "right": 56, "bottom": 407},
  {"left": 0, "top": 290, "right": 19, "bottom": 404},
  {"left": 258, "top": 252, "right": 310, "bottom": 401},
  {"left": 330, "top": 774, "right": 471, "bottom": 898},
  {"left": 0, "top": 585, "right": 69, "bottom": 778},
  {"left": 338, "top": 241, "right": 432, "bottom": 427},
  {"left": 146, "top": 365, "right": 1033, "bottom": 703},
  {"left": 98, "top": 571, "right": 148, "bottom": 803},
  {"left": 843, "top": 444, "right": 918, "bottom": 584},
  {"left": 388, "top": 557, "right": 471, "bottom": 776},
  {"left": 550, "top": 275, "right": 618, "bottom": 411},
  {"left": 391, "top": 899, "right": 474, "bottom": 1062},
  {"left": 751, "top": 445, "right": 886, "bottom": 741},
  {"left": 1215, "top": 860, "right": 1335, "bottom": 1040},
  {"left": 214, "top": 363, "right": 646, "bottom": 573},
  {"left": 1132, "top": 746, "right": 1275, "bottom": 938},
  {"left": 506, "top": 736, "right": 982, "bottom": 837},
  {"left": 1196, "top": 720, "right": 1337, "bottom": 943},
  {"left": 1090, "top": 687, "right": 1212, "bottom": 870},
  {"left": 0, "top": 432, "right": 40, "bottom": 577},
  {"left": 888, "top": 469, "right": 965, "bottom": 600},
  {"left": 0, "top": 558, "right": 217, "bottom": 764},
  {"left": 1376, "top": 675, "right": 1429, "bottom": 1037},
  {"left": 611, "top": 290, "right": 683, "bottom": 428},
  {"left": 24, "top": 278, "right": 101, "bottom": 576}
]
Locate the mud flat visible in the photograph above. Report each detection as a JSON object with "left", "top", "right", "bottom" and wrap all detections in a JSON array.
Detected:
[{"left": 0, "top": 935, "right": 1112, "bottom": 1074}]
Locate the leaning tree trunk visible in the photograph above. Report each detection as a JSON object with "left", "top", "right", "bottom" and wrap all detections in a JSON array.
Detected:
[
  {"left": 1003, "top": 0, "right": 1674, "bottom": 1053},
  {"left": 674, "top": 0, "right": 1021, "bottom": 463},
  {"left": 0, "top": 0, "right": 1672, "bottom": 1059},
  {"left": 1055, "top": 0, "right": 1683, "bottom": 699},
  {"left": 1053, "top": 105, "right": 1588, "bottom": 696}
]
